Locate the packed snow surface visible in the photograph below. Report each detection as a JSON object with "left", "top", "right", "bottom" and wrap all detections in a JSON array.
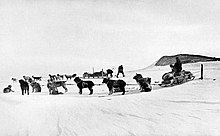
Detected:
[{"left": 0, "top": 62, "right": 220, "bottom": 136}]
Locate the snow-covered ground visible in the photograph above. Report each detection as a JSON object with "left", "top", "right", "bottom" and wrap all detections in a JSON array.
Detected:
[{"left": 0, "top": 61, "right": 220, "bottom": 136}]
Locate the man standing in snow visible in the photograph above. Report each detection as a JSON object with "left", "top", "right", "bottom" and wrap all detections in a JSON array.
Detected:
[
  {"left": 173, "top": 57, "right": 182, "bottom": 76},
  {"left": 116, "top": 65, "right": 125, "bottom": 78},
  {"left": 106, "top": 69, "right": 113, "bottom": 78},
  {"left": 3, "top": 85, "right": 14, "bottom": 93}
]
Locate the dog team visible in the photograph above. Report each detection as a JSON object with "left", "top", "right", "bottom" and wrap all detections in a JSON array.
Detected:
[{"left": 3, "top": 65, "right": 152, "bottom": 95}]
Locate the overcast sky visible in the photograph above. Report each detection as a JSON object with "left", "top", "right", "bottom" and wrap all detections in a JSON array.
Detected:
[{"left": 0, "top": 0, "right": 220, "bottom": 80}]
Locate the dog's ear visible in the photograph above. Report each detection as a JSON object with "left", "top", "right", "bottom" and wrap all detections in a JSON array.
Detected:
[
  {"left": 75, "top": 77, "right": 80, "bottom": 80},
  {"left": 19, "top": 79, "right": 23, "bottom": 83}
]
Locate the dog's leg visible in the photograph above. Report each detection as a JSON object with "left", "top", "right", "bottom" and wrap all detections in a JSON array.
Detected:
[
  {"left": 137, "top": 82, "right": 141, "bottom": 90},
  {"left": 89, "top": 88, "right": 93, "bottom": 95},
  {"left": 111, "top": 89, "right": 114, "bottom": 95},
  {"left": 140, "top": 85, "right": 143, "bottom": 91},
  {"left": 121, "top": 87, "right": 125, "bottom": 95},
  {"left": 62, "top": 85, "right": 68, "bottom": 93},
  {"left": 79, "top": 88, "right": 82, "bottom": 95},
  {"left": 49, "top": 89, "right": 51, "bottom": 94},
  {"left": 38, "top": 85, "right": 41, "bottom": 92},
  {"left": 54, "top": 87, "right": 59, "bottom": 94},
  {"left": 109, "top": 88, "right": 113, "bottom": 95},
  {"left": 108, "top": 90, "right": 111, "bottom": 95}
]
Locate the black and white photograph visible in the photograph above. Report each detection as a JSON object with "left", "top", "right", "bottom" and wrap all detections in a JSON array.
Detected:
[{"left": 0, "top": 0, "right": 220, "bottom": 135}]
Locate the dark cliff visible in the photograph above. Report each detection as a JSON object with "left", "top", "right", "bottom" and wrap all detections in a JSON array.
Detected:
[{"left": 155, "top": 54, "right": 220, "bottom": 66}]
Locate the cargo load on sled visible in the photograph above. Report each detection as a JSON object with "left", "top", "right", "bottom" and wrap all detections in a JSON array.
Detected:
[{"left": 159, "top": 70, "right": 195, "bottom": 87}]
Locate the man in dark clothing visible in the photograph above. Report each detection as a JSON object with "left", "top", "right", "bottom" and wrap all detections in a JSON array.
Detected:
[
  {"left": 106, "top": 69, "right": 113, "bottom": 78},
  {"left": 173, "top": 57, "right": 182, "bottom": 76},
  {"left": 3, "top": 85, "right": 14, "bottom": 93},
  {"left": 116, "top": 65, "right": 125, "bottom": 78}
]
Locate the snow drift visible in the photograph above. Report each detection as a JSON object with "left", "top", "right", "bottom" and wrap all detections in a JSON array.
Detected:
[{"left": 0, "top": 62, "right": 220, "bottom": 136}]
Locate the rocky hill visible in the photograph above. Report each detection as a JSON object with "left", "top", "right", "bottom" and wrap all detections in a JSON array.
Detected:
[{"left": 155, "top": 54, "right": 220, "bottom": 66}]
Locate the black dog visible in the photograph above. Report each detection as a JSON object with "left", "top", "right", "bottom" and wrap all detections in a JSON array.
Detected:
[
  {"left": 102, "top": 78, "right": 126, "bottom": 95},
  {"left": 74, "top": 77, "right": 94, "bottom": 95},
  {"left": 133, "top": 73, "right": 152, "bottom": 92},
  {"left": 133, "top": 73, "right": 143, "bottom": 90},
  {"left": 19, "top": 79, "right": 29, "bottom": 95}
]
